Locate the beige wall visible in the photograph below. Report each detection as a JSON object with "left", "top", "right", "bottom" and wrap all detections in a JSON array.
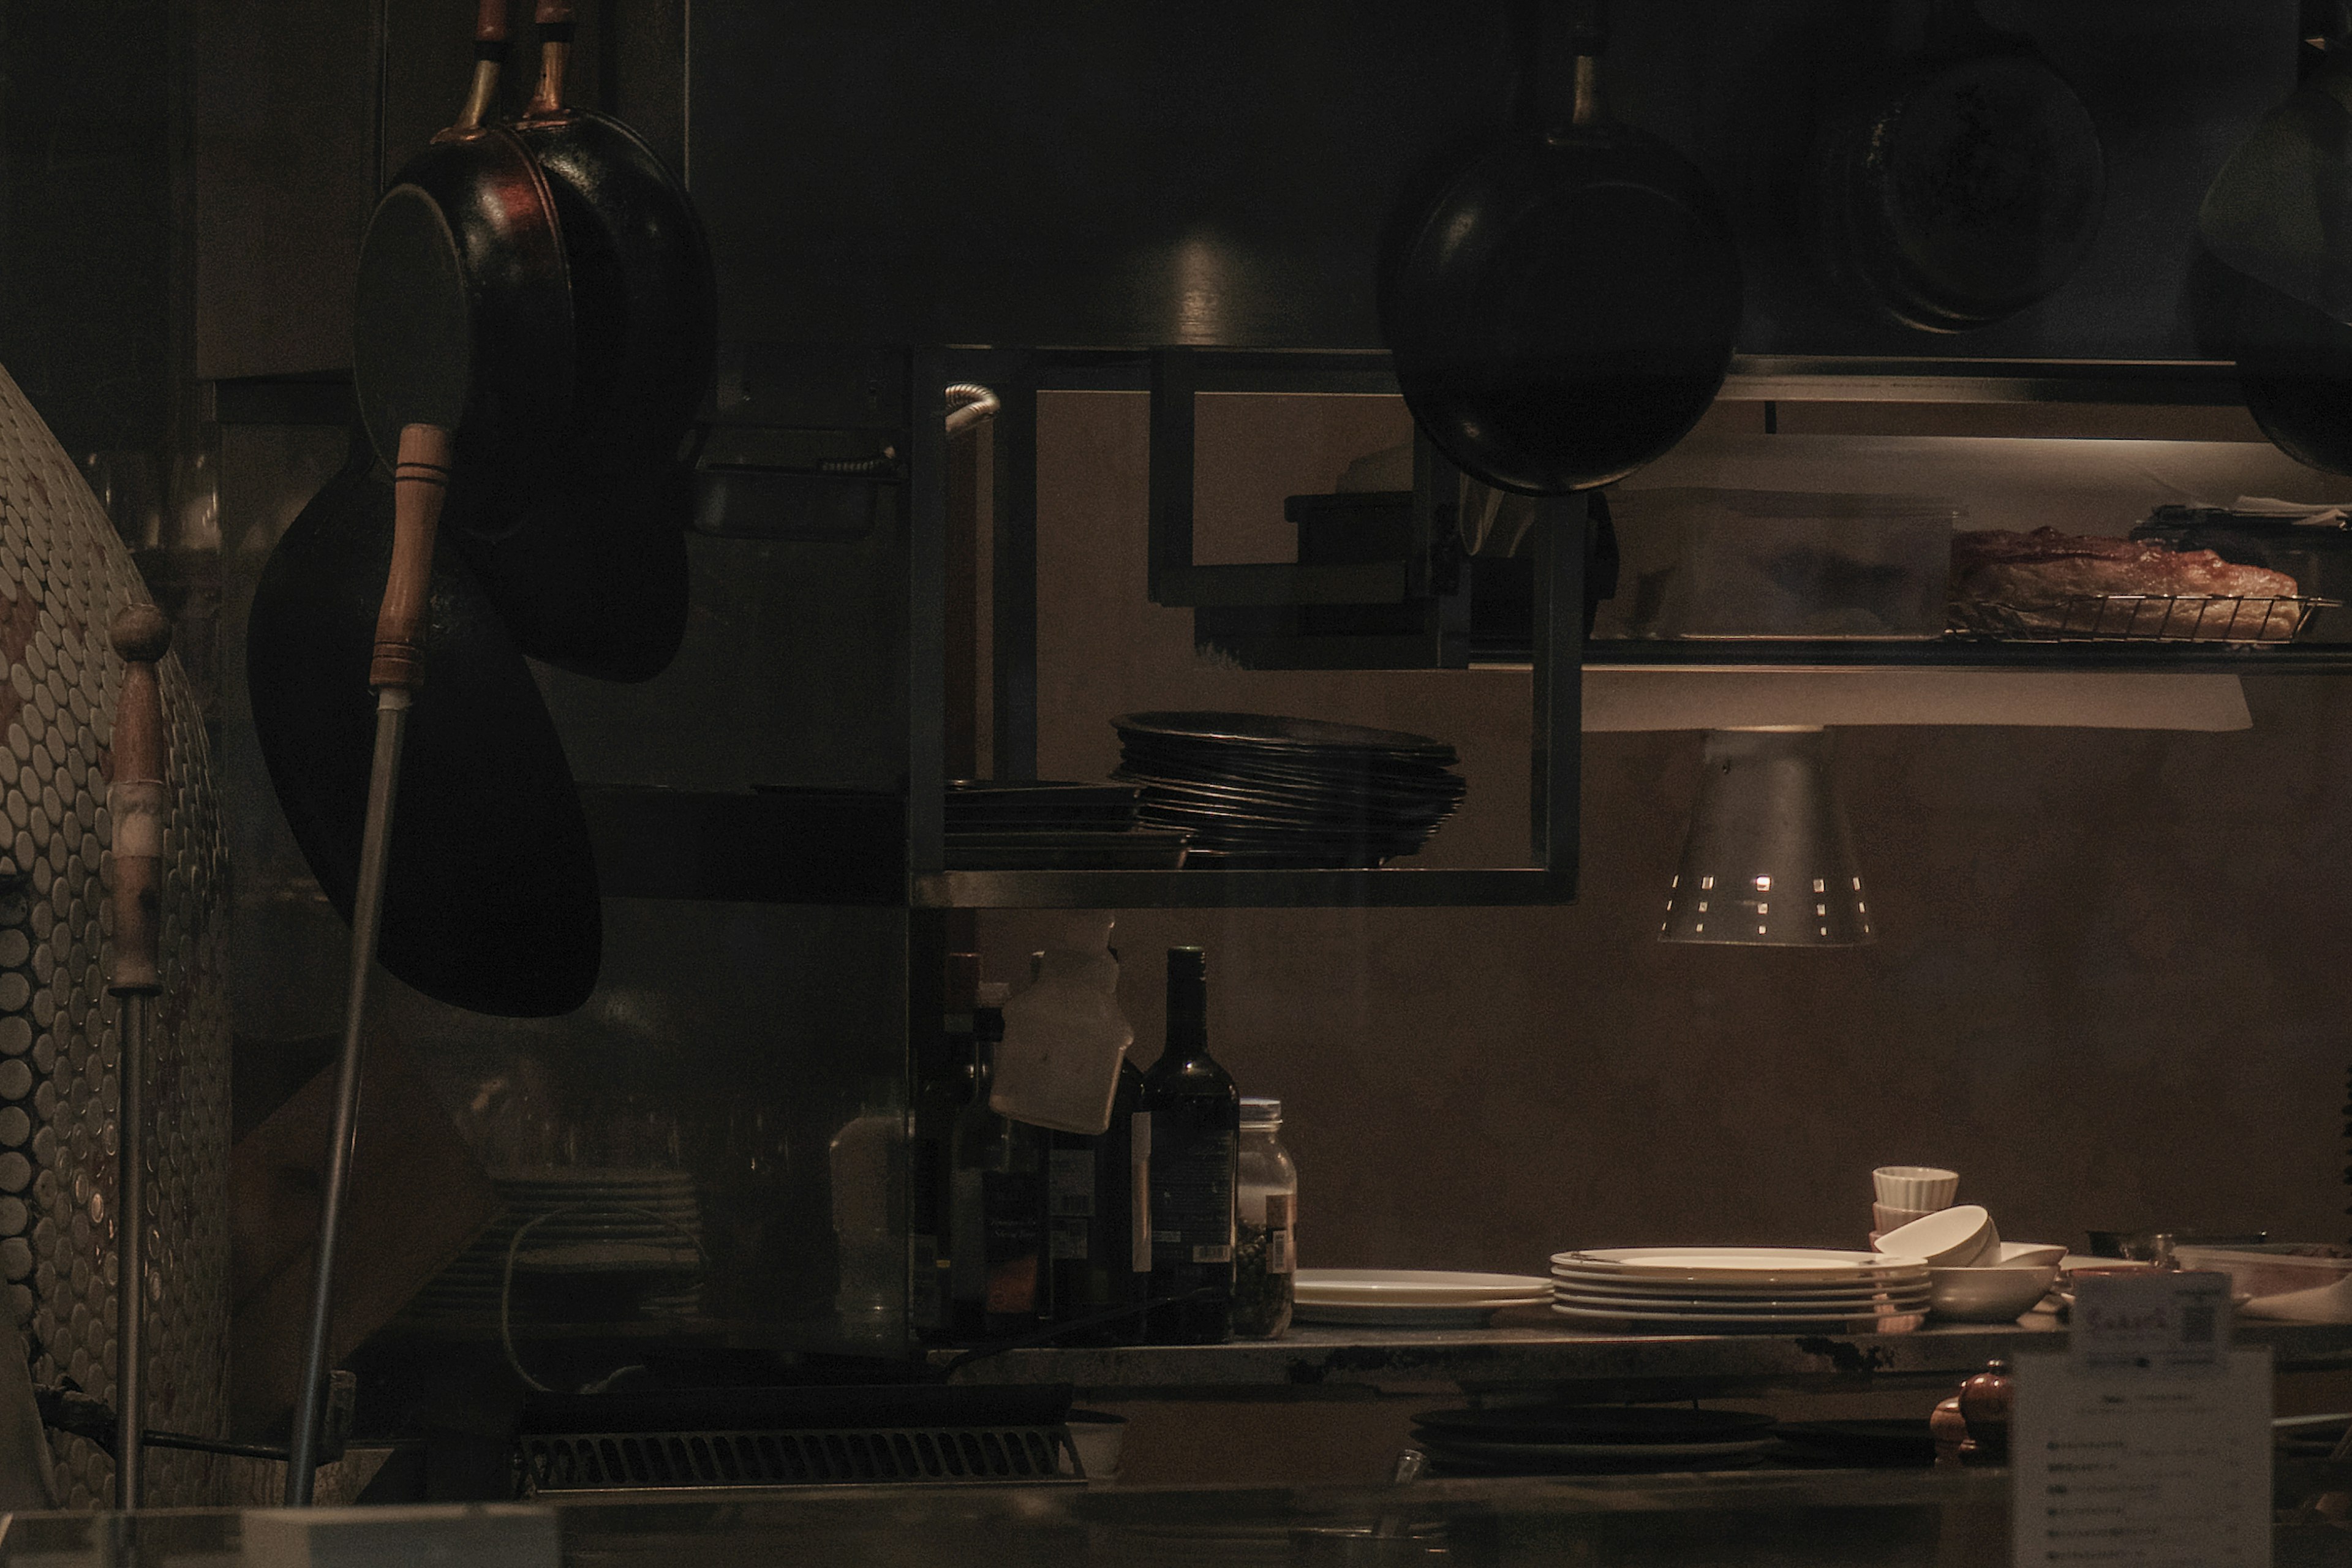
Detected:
[{"left": 979, "top": 391, "right": 2352, "bottom": 1289}]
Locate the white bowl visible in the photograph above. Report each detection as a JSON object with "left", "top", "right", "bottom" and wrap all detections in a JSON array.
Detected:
[
  {"left": 1929, "top": 1262, "right": 2061, "bottom": 1322},
  {"left": 1990, "top": 1242, "right": 2065, "bottom": 1269},
  {"left": 1875, "top": 1205, "right": 1997, "bottom": 1268},
  {"left": 1874, "top": 1166, "right": 1959, "bottom": 1210}
]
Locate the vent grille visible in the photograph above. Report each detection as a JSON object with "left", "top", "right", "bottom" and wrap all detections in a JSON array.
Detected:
[{"left": 519, "top": 1425, "right": 1081, "bottom": 1493}]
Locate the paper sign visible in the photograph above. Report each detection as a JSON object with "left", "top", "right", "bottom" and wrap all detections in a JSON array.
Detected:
[
  {"left": 2013, "top": 1273, "right": 2272, "bottom": 1568},
  {"left": 2070, "top": 1270, "right": 2233, "bottom": 1376}
]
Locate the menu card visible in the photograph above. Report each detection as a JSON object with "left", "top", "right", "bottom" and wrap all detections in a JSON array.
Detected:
[{"left": 2011, "top": 1271, "right": 2271, "bottom": 1567}]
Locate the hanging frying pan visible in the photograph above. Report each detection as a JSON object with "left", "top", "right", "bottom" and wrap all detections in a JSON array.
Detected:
[
  {"left": 432, "top": 0, "right": 707, "bottom": 684},
  {"left": 1809, "top": 0, "right": 2104, "bottom": 333},
  {"left": 2200, "top": 32, "right": 2352, "bottom": 473},
  {"left": 512, "top": 0, "right": 715, "bottom": 469},
  {"left": 2199, "top": 28, "right": 2352, "bottom": 330},
  {"left": 353, "top": 0, "right": 574, "bottom": 549},
  {"left": 1379, "top": 0, "right": 1740, "bottom": 496},
  {"left": 246, "top": 439, "right": 603, "bottom": 1020}
]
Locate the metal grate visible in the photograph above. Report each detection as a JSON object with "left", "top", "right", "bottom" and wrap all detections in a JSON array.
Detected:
[
  {"left": 1953, "top": 594, "right": 2339, "bottom": 643},
  {"left": 518, "top": 1424, "right": 1082, "bottom": 1494}
]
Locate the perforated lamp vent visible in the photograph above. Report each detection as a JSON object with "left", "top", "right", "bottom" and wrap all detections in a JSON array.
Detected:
[{"left": 1661, "top": 728, "right": 1872, "bottom": 948}]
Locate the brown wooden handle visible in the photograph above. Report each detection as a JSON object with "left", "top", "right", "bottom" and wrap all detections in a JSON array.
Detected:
[
  {"left": 535, "top": 1, "right": 574, "bottom": 24},
  {"left": 371, "top": 424, "right": 452, "bottom": 693},
  {"left": 476, "top": 0, "right": 509, "bottom": 43},
  {"left": 107, "top": 605, "right": 170, "bottom": 997}
]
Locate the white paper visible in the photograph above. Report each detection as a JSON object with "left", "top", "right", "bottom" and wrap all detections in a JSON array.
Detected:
[{"left": 2011, "top": 1347, "right": 2272, "bottom": 1568}]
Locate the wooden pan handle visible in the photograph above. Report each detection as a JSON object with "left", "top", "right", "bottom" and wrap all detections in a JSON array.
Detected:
[
  {"left": 107, "top": 606, "right": 170, "bottom": 998},
  {"left": 371, "top": 424, "right": 452, "bottom": 694},
  {"left": 476, "top": 0, "right": 510, "bottom": 45},
  {"left": 527, "top": 0, "right": 575, "bottom": 116}
]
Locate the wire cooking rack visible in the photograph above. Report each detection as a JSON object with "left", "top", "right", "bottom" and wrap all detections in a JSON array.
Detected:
[{"left": 1952, "top": 594, "right": 2340, "bottom": 643}]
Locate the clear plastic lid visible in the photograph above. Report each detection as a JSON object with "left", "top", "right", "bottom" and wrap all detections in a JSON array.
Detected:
[{"left": 1241, "top": 1096, "right": 1282, "bottom": 1126}]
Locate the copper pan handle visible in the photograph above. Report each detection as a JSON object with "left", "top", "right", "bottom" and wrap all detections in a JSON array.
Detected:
[{"left": 528, "top": 0, "right": 576, "bottom": 119}]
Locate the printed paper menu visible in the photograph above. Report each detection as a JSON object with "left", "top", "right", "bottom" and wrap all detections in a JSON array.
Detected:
[{"left": 2012, "top": 1272, "right": 2271, "bottom": 1567}]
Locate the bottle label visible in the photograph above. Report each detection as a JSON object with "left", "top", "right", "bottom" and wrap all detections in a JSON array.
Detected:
[
  {"left": 982, "top": 1170, "right": 1042, "bottom": 1315},
  {"left": 1265, "top": 1193, "right": 1294, "bottom": 1275},
  {"left": 1049, "top": 1149, "right": 1095, "bottom": 1218},
  {"left": 1148, "top": 1111, "right": 1235, "bottom": 1270},
  {"left": 1130, "top": 1112, "right": 1153, "bottom": 1274}
]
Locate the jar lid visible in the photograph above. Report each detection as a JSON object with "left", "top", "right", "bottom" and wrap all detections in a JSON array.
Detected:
[{"left": 1241, "top": 1096, "right": 1281, "bottom": 1125}]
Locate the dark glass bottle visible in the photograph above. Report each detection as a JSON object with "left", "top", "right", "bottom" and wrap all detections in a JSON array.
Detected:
[
  {"left": 1048, "top": 1051, "right": 1148, "bottom": 1343},
  {"left": 908, "top": 954, "right": 979, "bottom": 1342},
  {"left": 949, "top": 986, "right": 1047, "bottom": 1340},
  {"left": 1141, "top": 946, "right": 1237, "bottom": 1344}
]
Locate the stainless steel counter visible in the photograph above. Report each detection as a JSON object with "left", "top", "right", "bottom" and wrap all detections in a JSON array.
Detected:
[{"left": 929, "top": 1319, "right": 2352, "bottom": 1398}]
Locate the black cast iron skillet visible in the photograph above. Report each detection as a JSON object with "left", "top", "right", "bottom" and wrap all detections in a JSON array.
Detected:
[
  {"left": 1810, "top": 0, "right": 2103, "bottom": 333},
  {"left": 433, "top": 0, "right": 706, "bottom": 683},
  {"left": 246, "top": 435, "right": 603, "bottom": 1019},
  {"left": 1379, "top": 0, "right": 1741, "bottom": 496},
  {"left": 353, "top": 0, "right": 575, "bottom": 552}
]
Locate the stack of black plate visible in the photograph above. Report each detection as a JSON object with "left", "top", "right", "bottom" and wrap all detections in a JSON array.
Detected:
[
  {"left": 1408, "top": 1406, "right": 1779, "bottom": 1476},
  {"left": 1111, "top": 713, "right": 1466, "bottom": 869},
  {"left": 944, "top": 780, "right": 1188, "bottom": 870}
]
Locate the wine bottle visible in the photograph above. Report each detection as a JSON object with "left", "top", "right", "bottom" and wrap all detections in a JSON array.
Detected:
[
  {"left": 1141, "top": 946, "right": 1237, "bottom": 1344},
  {"left": 1049, "top": 1050, "right": 1147, "bottom": 1343}
]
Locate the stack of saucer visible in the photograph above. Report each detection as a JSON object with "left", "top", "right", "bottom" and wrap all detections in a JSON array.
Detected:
[
  {"left": 1292, "top": 1269, "right": 1550, "bottom": 1327},
  {"left": 1550, "top": 1248, "right": 1931, "bottom": 1334}
]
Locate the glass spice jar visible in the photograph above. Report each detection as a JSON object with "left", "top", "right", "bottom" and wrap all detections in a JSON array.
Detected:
[{"left": 1232, "top": 1097, "right": 1296, "bottom": 1338}]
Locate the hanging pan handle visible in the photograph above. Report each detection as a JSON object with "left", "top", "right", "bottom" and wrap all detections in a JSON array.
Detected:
[
  {"left": 450, "top": 0, "right": 513, "bottom": 136},
  {"left": 371, "top": 425, "right": 453, "bottom": 695},
  {"left": 1564, "top": 0, "right": 1610, "bottom": 127},
  {"left": 106, "top": 607, "right": 169, "bottom": 998},
  {"left": 527, "top": 0, "right": 576, "bottom": 119}
]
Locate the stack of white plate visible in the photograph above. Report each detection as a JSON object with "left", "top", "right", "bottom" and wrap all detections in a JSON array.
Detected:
[
  {"left": 1550, "top": 1248, "right": 1932, "bottom": 1334},
  {"left": 403, "top": 1166, "right": 704, "bottom": 1326},
  {"left": 1292, "top": 1269, "right": 1551, "bottom": 1327}
]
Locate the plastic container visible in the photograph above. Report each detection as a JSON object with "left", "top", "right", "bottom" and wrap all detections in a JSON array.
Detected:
[
  {"left": 2171, "top": 1243, "right": 2352, "bottom": 1303},
  {"left": 1233, "top": 1097, "right": 1297, "bottom": 1338},
  {"left": 1599, "top": 489, "right": 1959, "bottom": 639}
]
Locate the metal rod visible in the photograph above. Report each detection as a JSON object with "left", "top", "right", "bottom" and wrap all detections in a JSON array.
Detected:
[
  {"left": 284, "top": 690, "right": 411, "bottom": 1504},
  {"left": 114, "top": 992, "right": 145, "bottom": 1509}
]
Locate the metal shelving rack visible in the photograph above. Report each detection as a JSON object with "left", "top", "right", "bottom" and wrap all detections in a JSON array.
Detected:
[{"left": 624, "top": 349, "right": 2352, "bottom": 911}]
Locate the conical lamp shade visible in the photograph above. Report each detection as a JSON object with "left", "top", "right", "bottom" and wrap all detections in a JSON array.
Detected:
[{"left": 1661, "top": 728, "right": 1872, "bottom": 947}]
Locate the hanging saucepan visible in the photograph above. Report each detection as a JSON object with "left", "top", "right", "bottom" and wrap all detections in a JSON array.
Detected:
[
  {"left": 353, "top": 0, "right": 574, "bottom": 550},
  {"left": 1809, "top": 0, "right": 2103, "bottom": 334},
  {"left": 247, "top": 445, "right": 602, "bottom": 1020},
  {"left": 2199, "top": 31, "right": 2352, "bottom": 474},
  {"left": 1379, "top": 0, "right": 1741, "bottom": 496},
  {"left": 437, "top": 0, "right": 710, "bottom": 682}
]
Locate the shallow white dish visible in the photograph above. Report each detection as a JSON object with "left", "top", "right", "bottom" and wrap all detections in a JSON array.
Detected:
[
  {"left": 1989, "top": 1242, "right": 2065, "bottom": 1269},
  {"left": 1549, "top": 1301, "right": 1926, "bottom": 1333},
  {"left": 1293, "top": 1298, "right": 1545, "bottom": 1327},
  {"left": 1551, "top": 1287, "right": 1929, "bottom": 1315},
  {"left": 1874, "top": 1207, "right": 1997, "bottom": 1268},
  {"left": 1294, "top": 1269, "right": 1556, "bottom": 1300},
  {"left": 1550, "top": 1268, "right": 1928, "bottom": 1298},
  {"left": 1927, "top": 1262, "right": 2060, "bottom": 1322},
  {"left": 1553, "top": 1248, "right": 1931, "bottom": 1287}
]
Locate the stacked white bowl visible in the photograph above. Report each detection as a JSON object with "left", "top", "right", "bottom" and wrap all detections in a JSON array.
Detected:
[{"left": 1869, "top": 1167, "right": 2063, "bottom": 1324}]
